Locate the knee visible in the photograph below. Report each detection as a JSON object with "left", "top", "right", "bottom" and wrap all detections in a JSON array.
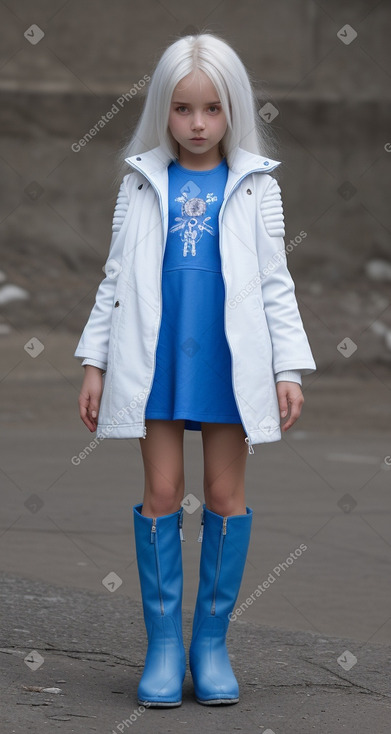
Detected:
[
  {"left": 144, "top": 481, "right": 184, "bottom": 516},
  {"left": 204, "top": 483, "right": 245, "bottom": 517}
]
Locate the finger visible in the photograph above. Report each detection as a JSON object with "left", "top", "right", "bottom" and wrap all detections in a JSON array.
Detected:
[
  {"left": 79, "top": 401, "right": 90, "bottom": 426},
  {"left": 86, "top": 415, "right": 97, "bottom": 432},
  {"left": 88, "top": 398, "right": 100, "bottom": 421},
  {"left": 278, "top": 393, "right": 289, "bottom": 419},
  {"left": 282, "top": 402, "right": 302, "bottom": 430},
  {"left": 79, "top": 393, "right": 96, "bottom": 432},
  {"left": 80, "top": 409, "right": 95, "bottom": 432},
  {"left": 83, "top": 415, "right": 95, "bottom": 432}
]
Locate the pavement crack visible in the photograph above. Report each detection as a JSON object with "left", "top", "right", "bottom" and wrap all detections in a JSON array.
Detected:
[
  {"left": 301, "top": 658, "right": 391, "bottom": 699},
  {"left": 248, "top": 682, "right": 350, "bottom": 690},
  {"left": 0, "top": 644, "right": 143, "bottom": 667}
]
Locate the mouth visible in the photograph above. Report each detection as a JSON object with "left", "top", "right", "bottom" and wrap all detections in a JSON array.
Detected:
[{"left": 191, "top": 137, "right": 206, "bottom": 141}]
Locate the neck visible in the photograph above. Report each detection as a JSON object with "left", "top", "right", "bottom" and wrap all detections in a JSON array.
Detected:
[{"left": 176, "top": 143, "right": 224, "bottom": 171}]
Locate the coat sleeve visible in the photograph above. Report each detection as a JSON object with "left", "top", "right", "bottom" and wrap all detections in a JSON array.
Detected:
[
  {"left": 73, "top": 176, "right": 130, "bottom": 369},
  {"left": 257, "top": 175, "right": 316, "bottom": 376}
]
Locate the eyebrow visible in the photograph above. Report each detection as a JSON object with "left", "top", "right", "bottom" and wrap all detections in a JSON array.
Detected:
[{"left": 171, "top": 100, "right": 221, "bottom": 105}]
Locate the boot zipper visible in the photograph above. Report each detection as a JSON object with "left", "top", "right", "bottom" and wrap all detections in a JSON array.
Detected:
[
  {"left": 211, "top": 516, "right": 227, "bottom": 615},
  {"left": 178, "top": 506, "right": 185, "bottom": 542},
  {"left": 150, "top": 517, "right": 164, "bottom": 614},
  {"left": 197, "top": 508, "right": 205, "bottom": 542},
  {"left": 150, "top": 516, "right": 157, "bottom": 543}
]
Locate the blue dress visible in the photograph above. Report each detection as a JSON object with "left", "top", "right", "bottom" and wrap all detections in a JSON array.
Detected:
[{"left": 145, "top": 157, "right": 243, "bottom": 431}]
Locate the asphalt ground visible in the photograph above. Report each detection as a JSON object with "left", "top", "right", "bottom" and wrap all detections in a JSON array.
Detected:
[
  {"left": 1, "top": 573, "right": 391, "bottom": 734},
  {"left": 1, "top": 332, "right": 391, "bottom": 732}
]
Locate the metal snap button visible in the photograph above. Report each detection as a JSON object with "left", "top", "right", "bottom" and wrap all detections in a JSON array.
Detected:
[
  {"left": 114, "top": 300, "right": 120, "bottom": 307},
  {"left": 136, "top": 157, "right": 141, "bottom": 161},
  {"left": 138, "top": 183, "right": 143, "bottom": 189},
  {"left": 263, "top": 161, "right": 269, "bottom": 166},
  {"left": 246, "top": 188, "right": 252, "bottom": 195}
]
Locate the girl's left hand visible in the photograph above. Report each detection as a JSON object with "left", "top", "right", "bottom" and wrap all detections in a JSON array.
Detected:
[{"left": 276, "top": 381, "right": 304, "bottom": 431}]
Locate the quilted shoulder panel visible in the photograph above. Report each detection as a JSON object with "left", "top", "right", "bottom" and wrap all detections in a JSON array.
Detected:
[
  {"left": 112, "top": 179, "right": 130, "bottom": 233},
  {"left": 260, "top": 177, "right": 285, "bottom": 237}
]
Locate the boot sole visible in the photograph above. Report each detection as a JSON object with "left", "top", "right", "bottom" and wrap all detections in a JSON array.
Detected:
[
  {"left": 195, "top": 696, "right": 239, "bottom": 705},
  {"left": 138, "top": 699, "right": 182, "bottom": 708}
]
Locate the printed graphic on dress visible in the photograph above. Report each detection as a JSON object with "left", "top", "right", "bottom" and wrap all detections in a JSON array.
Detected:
[{"left": 169, "top": 179, "right": 218, "bottom": 257}]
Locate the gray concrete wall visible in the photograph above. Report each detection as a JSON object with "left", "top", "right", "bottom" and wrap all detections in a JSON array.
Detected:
[{"left": 0, "top": 0, "right": 390, "bottom": 369}]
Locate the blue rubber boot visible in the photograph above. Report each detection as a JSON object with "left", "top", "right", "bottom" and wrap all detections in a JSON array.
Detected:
[
  {"left": 133, "top": 503, "right": 186, "bottom": 707},
  {"left": 189, "top": 504, "right": 253, "bottom": 704}
]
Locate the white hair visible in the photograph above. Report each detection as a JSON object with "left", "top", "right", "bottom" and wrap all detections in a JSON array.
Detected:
[{"left": 114, "top": 31, "right": 280, "bottom": 188}]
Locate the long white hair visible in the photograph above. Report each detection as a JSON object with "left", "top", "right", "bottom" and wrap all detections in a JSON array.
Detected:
[{"left": 114, "top": 31, "right": 280, "bottom": 188}]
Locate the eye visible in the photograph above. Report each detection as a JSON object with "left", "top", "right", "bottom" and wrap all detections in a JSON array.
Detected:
[
  {"left": 209, "top": 105, "right": 220, "bottom": 113},
  {"left": 176, "top": 106, "right": 187, "bottom": 113}
]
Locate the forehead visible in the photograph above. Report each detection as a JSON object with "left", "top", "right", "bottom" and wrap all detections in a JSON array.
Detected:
[{"left": 172, "top": 70, "right": 219, "bottom": 100}]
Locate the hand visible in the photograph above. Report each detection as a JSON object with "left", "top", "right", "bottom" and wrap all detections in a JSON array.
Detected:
[
  {"left": 78, "top": 365, "right": 104, "bottom": 432},
  {"left": 276, "top": 381, "right": 304, "bottom": 432}
]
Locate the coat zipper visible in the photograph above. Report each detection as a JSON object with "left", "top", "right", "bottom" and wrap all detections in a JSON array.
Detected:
[
  {"left": 197, "top": 507, "right": 205, "bottom": 542},
  {"left": 127, "top": 162, "right": 166, "bottom": 442},
  {"left": 211, "top": 516, "right": 227, "bottom": 615},
  {"left": 178, "top": 506, "right": 185, "bottom": 542},
  {"left": 150, "top": 516, "right": 164, "bottom": 614},
  {"left": 218, "top": 170, "right": 269, "bottom": 455}
]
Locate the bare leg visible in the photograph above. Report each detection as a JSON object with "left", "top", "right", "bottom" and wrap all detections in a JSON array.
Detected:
[
  {"left": 138, "top": 419, "right": 186, "bottom": 517},
  {"left": 201, "top": 422, "right": 248, "bottom": 516}
]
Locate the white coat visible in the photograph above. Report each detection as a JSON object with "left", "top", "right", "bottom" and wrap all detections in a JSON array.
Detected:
[{"left": 74, "top": 144, "right": 316, "bottom": 453}]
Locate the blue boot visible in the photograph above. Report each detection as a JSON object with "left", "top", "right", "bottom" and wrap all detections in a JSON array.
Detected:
[
  {"left": 189, "top": 504, "right": 253, "bottom": 704},
  {"left": 133, "top": 503, "right": 186, "bottom": 707}
]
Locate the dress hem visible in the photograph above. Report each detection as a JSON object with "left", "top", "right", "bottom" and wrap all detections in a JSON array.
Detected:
[{"left": 145, "top": 412, "right": 242, "bottom": 426}]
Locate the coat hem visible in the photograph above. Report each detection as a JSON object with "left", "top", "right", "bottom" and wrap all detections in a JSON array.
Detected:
[
  {"left": 96, "top": 422, "right": 145, "bottom": 439},
  {"left": 95, "top": 421, "right": 282, "bottom": 445},
  {"left": 246, "top": 427, "right": 282, "bottom": 445}
]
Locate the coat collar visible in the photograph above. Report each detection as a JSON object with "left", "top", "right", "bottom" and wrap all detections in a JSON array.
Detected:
[
  {"left": 125, "top": 144, "right": 281, "bottom": 177},
  {"left": 124, "top": 145, "right": 282, "bottom": 248}
]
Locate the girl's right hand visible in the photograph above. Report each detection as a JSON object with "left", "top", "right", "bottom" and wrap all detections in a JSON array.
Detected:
[{"left": 78, "top": 365, "right": 104, "bottom": 432}]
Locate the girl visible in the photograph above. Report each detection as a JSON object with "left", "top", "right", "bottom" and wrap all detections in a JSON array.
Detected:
[{"left": 74, "top": 32, "right": 316, "bottom": 708}]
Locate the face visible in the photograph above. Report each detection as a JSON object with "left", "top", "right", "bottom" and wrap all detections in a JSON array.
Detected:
[{"left": 168, "top": 70, "right": 228, "bottom": 165}]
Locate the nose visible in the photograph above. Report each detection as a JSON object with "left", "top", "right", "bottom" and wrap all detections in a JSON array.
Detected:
[{"left": 191, "top": 112, "right": 205, "bottom": 131}]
